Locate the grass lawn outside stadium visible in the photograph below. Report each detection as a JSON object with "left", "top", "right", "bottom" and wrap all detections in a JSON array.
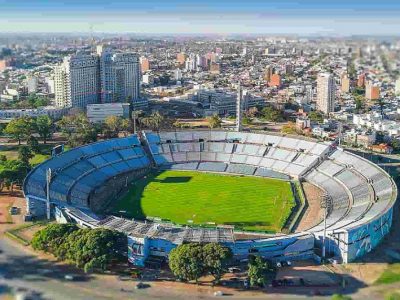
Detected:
[{"left": 110, "top": 170, "right": 296, "bottom": 232}]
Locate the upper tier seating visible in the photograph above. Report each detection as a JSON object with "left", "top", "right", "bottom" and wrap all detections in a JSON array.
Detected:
[{"left": 144, "top": 131, "right": 329, "bottom": 179}]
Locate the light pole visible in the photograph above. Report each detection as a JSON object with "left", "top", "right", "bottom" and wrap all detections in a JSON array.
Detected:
[
  {"left": 46, "top": 168, "right": 52, "bottom": 220},
  {"left": 321, "top": 193, "right": 330, "bottom": 261}
]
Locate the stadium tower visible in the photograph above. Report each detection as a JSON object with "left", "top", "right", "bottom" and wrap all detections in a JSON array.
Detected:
[{"left": 236, "top": 83, "right": 243, "bottom": 132}]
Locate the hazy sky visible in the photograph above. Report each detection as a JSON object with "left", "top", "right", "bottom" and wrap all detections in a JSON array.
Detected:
[{"left": 1, "top": 0, "right": 400, "bottom": 35}]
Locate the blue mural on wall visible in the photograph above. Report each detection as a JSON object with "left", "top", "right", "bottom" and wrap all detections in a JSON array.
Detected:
[{"left": 346, "top": 207, "right": 393, "bottom": 261}]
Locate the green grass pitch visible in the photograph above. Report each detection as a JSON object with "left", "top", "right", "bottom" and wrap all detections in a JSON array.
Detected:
[{"left": 110, "top": 170, "right": 295, "bottom": 232}]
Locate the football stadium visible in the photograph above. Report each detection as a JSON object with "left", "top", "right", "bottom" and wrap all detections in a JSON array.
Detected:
[{"left": 23, "top": 130, "right": 397, "bottom": 266}]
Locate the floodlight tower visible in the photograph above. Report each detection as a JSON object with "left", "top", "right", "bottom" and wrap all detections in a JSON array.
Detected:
[
  {"left": 236, "top": 83, "right": 243, "bottom": 132},
  {"left": 46, "top": 168, "right": 52, "bottom": 220},
  {"left": 321, "top": 193, "right": 331, "bottom": 260}
]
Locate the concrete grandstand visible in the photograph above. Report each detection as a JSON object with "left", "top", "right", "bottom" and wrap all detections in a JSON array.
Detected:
[{"left": 23, "top": 131, "right": 397, "bottom": 266}]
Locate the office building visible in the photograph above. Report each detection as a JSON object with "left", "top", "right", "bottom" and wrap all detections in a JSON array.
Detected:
[
  {"left": 198, "top": 89, "right": 265, "bottom": 116},
  {"left": 316, "top": 73, "right": 335, "bottom": 114}
]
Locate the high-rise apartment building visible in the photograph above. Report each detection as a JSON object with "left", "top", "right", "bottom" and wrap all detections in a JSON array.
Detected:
[
  {"left": 269, "top": 74, "right": 281, "bottom": 87},
  {"left": 357, "top": 73, "right": 366, "bottom": 88},
  {"left": 185, "top": 54, "right": 197, "bottom": 72},
  {"left": 140, "top": 57, "right": 150, "bottom": 73},
  {"left": 26, "top": 76, "right": 38, "bottom": 94},
  {"left": 55, "top": 53, "right": 100, "bottom": 108},
  {"left": 174, "top": 69, "right": 182, "bottom": 81},
  {"left": 97, "top": 46, "right": 140, "bottom": 103},
  {"left": 365, "top": 82, "right": 380, "bottom": 100},
  {"left": 55, "top": 46, "right": 142, "bottom": 109},
  {"left": 263, "top": 66, "right": 272, "bottom": 82},
  {"left": 395, "top": 78, "right": 400, "bottom": 96},
  {"left": 317, "top": 73, "right": 335, "bottom": 114},
  {"left": 176, "top": 53, "right": 186, "bottom": 65},
  {"left": 341, "top": 74, "right": 350, "bottom": 93}
]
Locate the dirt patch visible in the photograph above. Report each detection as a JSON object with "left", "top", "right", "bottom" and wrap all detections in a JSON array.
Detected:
[
  {"left": 0, "top": 194, "right": 14, "bottom": 225},
  {"left": 276, "top": 260, "right": 339, "bottom": 286},
  {"left": 339, "top": 263, "right": 388, "bottom": 285},
  {"left": 0, "top": 191, "right": 28, "bottom": 234},
  {"left": 295, "top": 182, "right": 324, "bottom": 231}
]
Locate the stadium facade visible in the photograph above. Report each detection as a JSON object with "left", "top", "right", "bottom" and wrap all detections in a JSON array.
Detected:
[{"left": 24, "top": 131, "right": 397, "bottom": 266}]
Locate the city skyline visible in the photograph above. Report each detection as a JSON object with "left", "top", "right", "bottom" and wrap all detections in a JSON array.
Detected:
[{"left": 1, "top": 0, "right": 400, "bottom": 35}]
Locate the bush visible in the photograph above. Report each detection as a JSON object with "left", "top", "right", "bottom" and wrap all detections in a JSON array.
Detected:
[
  {"left": 248, "top": 256, "right": 270, "bottom": 287},
  {"left": 31, "top": 223, "right": 79, "bottom": 256},
  {"left": 31, "top": 224, "right": 127, "bottom": 273},
  {"left": 169, "top": 243, "right": 232, "bottom": 283},
  {"left": 62, "top": 228, "right": 127, "bottom": 273}
]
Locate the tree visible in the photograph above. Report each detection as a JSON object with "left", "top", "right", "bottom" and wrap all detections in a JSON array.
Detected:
[
  {"left": 242, "top": 116, "right": 252, "bottom": 125},
  {"left": 103, "top": 116, "right": 122, "bottom": 138},
  {"left": 0, "top": 159, "right": 28, "bottom": 192},
  {"left": 355, "top": 97, "right": 363, "bottom": 111},
  {"left": 246, "top": 107, "right": 259, "bottom": 118},
  {"left": 202, "top": 243, "right": 232, "bottom": 284},
  {"left": 139, "top": 112, "right": 170, "bottom": 131},
  {"left": 31, "top": 224, "right": 127, "bottom": 273},
  {"left": 18, "top": 146, "right": 34, "bottom": 166},
  {"left": 35, "top": 115, "right": 53, "bottom": 144},
  {"left": 4, "top": 117, "right": 33, "bottom": 144},
  {"left": 27, "top": 94, "right": 50, "bottom": 108},
  {"left": 169, "top": 243, "right": 204, "bottom": 283},
  {"left": 63, "top": 228, "right": 127, "bottom": 273},
  {"left": 248, "top": 256, "right": 269, "bottom": 287},
  {"left": 120, "top": 118, "right": 131, "bottom": 136},
  {"left": 207, "top": 114, "right": 222, "bottom": 129},
  {"left": 308, "top": 111, "right": 324, "bottom": 123},
  {"left": 27, "top": 135, "right": 40, "bottom": 153},
  {"left": 58, "top": 113, "right": 98, "bottom": 147},
  {"left": 261, "top": 106, "right": 283, "bottom": 122}
]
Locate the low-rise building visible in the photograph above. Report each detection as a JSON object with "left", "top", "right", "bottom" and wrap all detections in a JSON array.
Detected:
[
  {"left": 0, "top": 106, "right": 69, "bottom": 122},
  {"left": 87, "top": 103, "right": 130, "bottom": 123}
]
